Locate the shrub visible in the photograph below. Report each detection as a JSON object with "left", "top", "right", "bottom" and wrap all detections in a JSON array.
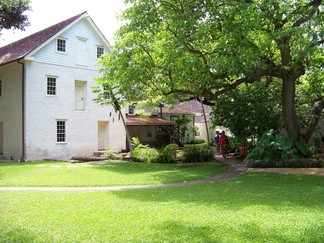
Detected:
[
  {"left": 246, "top": 158, "right": 324, "bottom": 168},
  {"left": 184, "top": 145, "right": 215, "bottom": 162},
  {"left": 187, "top": 138, "right": 206, "bottom": 145},
  {"left": 247, "top": 129, "right": 297, "bottom": 164},
  {"left": 101, "top": 148, "right": 122, "bottom": 160},
  {"left": 133, "top": 146, "right": 159, "bottom": 163},
  {"left": 156, "top": 147, "right": 176, "bottom": 163}
]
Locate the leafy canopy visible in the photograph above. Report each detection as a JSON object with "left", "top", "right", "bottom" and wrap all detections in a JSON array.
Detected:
[
  {"left": 0, "top": 0, "right": 31, "bottom": 34},
  {"left": 97, "top": 0, "right": 324, "bottom": 143}
]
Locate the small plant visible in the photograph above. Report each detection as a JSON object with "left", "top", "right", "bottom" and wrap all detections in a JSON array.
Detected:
[
  {"left": 247, "top": 129, "right": 298, "bottom": 167},
  {"left": 184, "top": 145, "right": 215, "bottom": 162},
  {"left": 101, "top": 148, "right": 122, "bottom": 160},
  {"left": 156, "top": 147, "right": 176, "bottom": 163}
]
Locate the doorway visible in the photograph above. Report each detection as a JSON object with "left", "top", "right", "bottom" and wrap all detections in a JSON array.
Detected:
[
  {"left": 75, "top": 81, "right": 86, "bottom": 111},
  {"left": 98, "top": 121, "right": 108, "bottom": 150}
]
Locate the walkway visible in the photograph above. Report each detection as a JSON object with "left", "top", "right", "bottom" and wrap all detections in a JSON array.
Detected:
[
  {"left": 0, "top": 158, "right": 322, "bottom": 192},
  {"left": 0, "top": 158, "right": 247, "bottom": 192}
]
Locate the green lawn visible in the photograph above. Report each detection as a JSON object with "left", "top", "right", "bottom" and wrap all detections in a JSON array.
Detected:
[
  {"left": 0, "top": 161, "right": 225, "bottom": 186},
  {"left": 0, "top": 173, "right": 323, "bottom": 242}
]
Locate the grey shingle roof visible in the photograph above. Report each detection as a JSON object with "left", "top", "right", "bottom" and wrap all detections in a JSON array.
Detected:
[{"left": 0, "top": 11, "right": 86, "bottom": 66}]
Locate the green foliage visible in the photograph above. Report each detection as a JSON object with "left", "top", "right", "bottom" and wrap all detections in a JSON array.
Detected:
[
  {"left": 187, "top": 138, "right": 206, "bottom": 145},
  {"left": 101, "top": 148, "right": 122, "bottom": 160},
  {"left": 184, "top": 145, "right": 215, "bottom": 163},
  {"left": 133, "top": 146, "right": 160, "bottom": 163},
  {"left": 99, "top": 0, "right": 324, "bottom": 145},
  {"left": 247, "top": 129, "right": 298, "bottom": 165},
  {"left": 172, "top": 114, "right": 192, "bottom": 145},
  {"left": 211, "top": 82, "right": 282, "bottom": 144},
  {"left": 155, "top": 146, "right": 176, "bottom": 164},
  {"left": 0, "top": 0, "right": 31, "bottom": 33},
  {"left": 228, "top": 136, "right": 241, "bottom": 153},
  {"left": 131, "top": 137, "right": 142, "bottom": 148},
  {"left": 296, "top": 139, "right": 311, "bottom": 156},
  {"left": 246, "top": 158, "right": 323, "bottom": 168}
]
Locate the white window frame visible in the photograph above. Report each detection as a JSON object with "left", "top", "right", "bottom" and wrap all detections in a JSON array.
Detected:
[
  {"left": 56, "top": 120, "right": 67, "bottom": 143},
  {"left": 46, "top": 76, "right": 57, "bottom": 96},
  {"left": 56, "top": 38, "right": 67, "bottom": 53}
]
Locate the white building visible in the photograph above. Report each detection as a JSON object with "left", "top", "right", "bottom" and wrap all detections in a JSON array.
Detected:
[{"left": 0, "top": 12, "right": 126, "bottom": 161}]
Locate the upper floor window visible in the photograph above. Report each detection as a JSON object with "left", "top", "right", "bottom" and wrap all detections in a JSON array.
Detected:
[
  {"left": 47, "top": 76, "right": 56, "bottom": 96},
  {"left": 57, "top": 38, "right": 66, "bottom": 52},
  {"left": 97, "top": 46, "right": 104, "bottom": 58}
]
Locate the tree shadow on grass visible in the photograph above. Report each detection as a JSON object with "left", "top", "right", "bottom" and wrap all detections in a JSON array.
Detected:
[
  {"left": 89, "top": 162, "right": 226, "bottom": 184},
  {"left": 0, "top": 227, "right": 39, "bottom": 242},
  {"left": 153, "top": 219, "right": 324, "bottom": 242},
  {"left": 112, "top": 173, "right": 324, "bottom": 210}
]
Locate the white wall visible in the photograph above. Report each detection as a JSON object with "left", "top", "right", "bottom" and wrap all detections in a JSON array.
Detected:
[
  {"left": 0, "top": 63, "right": 23, "bottom": 160},
  {"left": 24, "top": 61, "right": 125, "bottom": 160}
]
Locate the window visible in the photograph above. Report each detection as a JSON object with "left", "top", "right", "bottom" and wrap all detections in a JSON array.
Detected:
[
  {"left": 57, "top": 120, "right": 66, "bottom": 143},
  {"left": 47, "top": 76, "right": 56, "bottom": 95},
  {"left": 0, "top": 79, "right": 2, "bottom": 96},
  {"left": 97, "top": 46, "right": 104, "bottom": 58},
  {"left": 57, "top": 38, "right": 66, "bottom": 52},
  {"left": 128, "top": 105, "right": 135, "bottom": 115}
]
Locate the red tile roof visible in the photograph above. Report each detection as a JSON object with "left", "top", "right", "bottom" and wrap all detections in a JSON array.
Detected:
[
  {"left": 126, "top": 116, "right": 175, "bottom": 126},
  {"left": 0, "top": 12, "right": 87, "bottom": 66}
]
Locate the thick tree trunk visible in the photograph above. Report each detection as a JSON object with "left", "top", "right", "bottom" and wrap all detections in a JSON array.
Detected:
[{"left": 281, "top": 76, "right": 301, "bottom": 144}]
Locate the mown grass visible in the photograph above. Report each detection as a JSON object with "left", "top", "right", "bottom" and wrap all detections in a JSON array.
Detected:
[
  {"left": 0, "top": 173, "right": 323, "bottom": 242},
  {"left": 0, "top": 161, "right": 225, "bottom": 186}
]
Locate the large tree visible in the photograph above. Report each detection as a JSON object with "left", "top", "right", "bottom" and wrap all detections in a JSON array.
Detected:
[
  {"left": 0, "top": 0, "right": 31, "bottom": 34},
  {"left": 99, "top": 0, "right": 324, "bottom": 144}
]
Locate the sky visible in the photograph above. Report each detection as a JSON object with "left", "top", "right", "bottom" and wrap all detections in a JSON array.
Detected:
[{"left": 0, "top": 0, "right": 127, "bottom": 47}]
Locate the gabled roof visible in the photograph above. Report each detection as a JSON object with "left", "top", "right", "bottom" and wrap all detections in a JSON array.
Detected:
[{"left": 0, "top": 11, "right": 88, "bottom": 66}]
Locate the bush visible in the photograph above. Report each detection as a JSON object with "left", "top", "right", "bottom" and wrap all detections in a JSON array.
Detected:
[
  {"left": 187, "top": 138, "right": 206, "bottom": 145},
  {"left": 156, "top": 147, "right": 176, "bottom": 163},
  {"left": 184, "top": 145, "right": 215, "bottom": 162},
  {"left": 246, "top": 158, "right": 324, "bottom": 168},
  {"left": 101, "top": 148, "right": 122, "bottom": 160},
  {"left": 247, "top": 129, "right": 297, "bottom": 165},
  {"left": 133, "top": 146, "right": 160, "bottom": 163}
]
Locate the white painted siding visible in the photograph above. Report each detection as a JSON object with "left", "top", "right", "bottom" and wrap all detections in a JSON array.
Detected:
[
  {"left": 0, "top": 17, "right": 123, "bottom": 161},
  {"left": 32, "top": 20, "right": 107, "bottom": 70},
  {"left": 24, "top": 62, "right": 125, "bottom": 160},
  {"left": 0, "top": 63, "right": 23, "bottom": 160}
]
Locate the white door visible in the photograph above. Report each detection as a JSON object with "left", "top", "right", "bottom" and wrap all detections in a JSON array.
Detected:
[
  {"left": 77, "top": 38, "right": 87, "bottom": 65},
  {"left": 75, "top": 81, "right": 85, "bottom": 111},
  {"left": 98, "top": 121, "right": 108, "bottom": 150}
]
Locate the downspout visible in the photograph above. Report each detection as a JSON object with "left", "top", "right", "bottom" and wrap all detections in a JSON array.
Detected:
[{"left": 17, "top": 60, "right": 26, "bottom": 161}]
